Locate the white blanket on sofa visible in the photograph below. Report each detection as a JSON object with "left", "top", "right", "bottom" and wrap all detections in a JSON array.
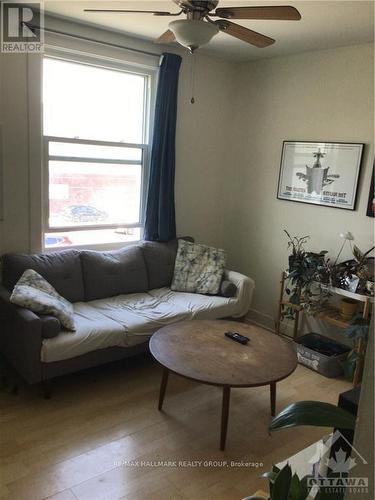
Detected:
[{"left": 41, "top": 270, "right": 254, "bottom": 363}]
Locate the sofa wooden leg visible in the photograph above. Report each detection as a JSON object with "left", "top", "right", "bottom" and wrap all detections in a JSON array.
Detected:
[{"left": 41, "top": 381, "right": 52, "bottom": 399}]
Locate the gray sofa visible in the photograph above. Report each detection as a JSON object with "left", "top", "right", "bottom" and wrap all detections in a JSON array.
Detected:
[{"left": 0, "top": 240, "right": 254, "bottom": 387}]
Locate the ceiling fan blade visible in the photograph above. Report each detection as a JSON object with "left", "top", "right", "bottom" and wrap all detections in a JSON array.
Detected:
[
  {"left": 214, "top": 6, "right": 301, "bottom": 21},
  {"left": 84, "top": 9, "right": 180, "bottom": 17},
  {"left": 155, "top": 30, "right": 176, "bottom": 44},
  {"left": 215, "top": 20, "right": 275, "bottom": 48}
]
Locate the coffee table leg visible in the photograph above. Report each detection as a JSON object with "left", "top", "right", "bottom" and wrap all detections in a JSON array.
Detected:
[
  {"left": 270, "top": 382, "right": 276, "bottom": 416},
  {"left": 158, "top": 368, "right": 169, "bottom": 411},
  {"left": 220, "top": 386, "right": 231, "bottom": 451}
]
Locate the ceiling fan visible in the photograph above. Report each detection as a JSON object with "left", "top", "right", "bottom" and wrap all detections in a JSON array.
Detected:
[{"left": 84, "top": 1, "right": 301, "bottom": 53}]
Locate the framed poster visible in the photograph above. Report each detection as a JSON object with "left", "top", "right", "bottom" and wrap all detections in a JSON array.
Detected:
[
  {"left": 277, "top": 141, "right": 364, "bottom": 210},
  {"left": 366, "top": 163, "right": 374, "bottom": 217}
]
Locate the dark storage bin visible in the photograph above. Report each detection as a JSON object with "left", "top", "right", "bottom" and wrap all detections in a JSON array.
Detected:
[{"left": 295, "top": 333, "right": 350, "bottom": 378}]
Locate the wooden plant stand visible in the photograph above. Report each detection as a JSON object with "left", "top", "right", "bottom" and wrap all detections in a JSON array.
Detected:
[
  {"left": 275, "top": 271, "right": 373, "bottom": 387},
  {"left": 275, "top": 271, "right": 302, "bottom": 340}
]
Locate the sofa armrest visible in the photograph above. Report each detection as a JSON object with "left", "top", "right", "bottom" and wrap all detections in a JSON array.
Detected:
[
  {"left": 0, "top": 284, "right": 39, "bottom": 321},
  {"left": 0, "top": 284, "right": 43, "bottom": 384},
  {"left": 224, "top": 269, "right": 255, "bottom": 318}
]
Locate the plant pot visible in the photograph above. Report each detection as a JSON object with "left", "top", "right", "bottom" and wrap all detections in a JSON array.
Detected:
[{"left": 340, "top": 298, "right": 358, "bottom": 321}]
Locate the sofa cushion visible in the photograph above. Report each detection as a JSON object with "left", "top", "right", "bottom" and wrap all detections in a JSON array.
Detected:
[
  {"left": 171, "top": 240, "right": 226, "bottom": 295},
  {"left": 41, "top": 288, "right": 241, "bottom": 363},
  {"left": 41, "top": 301, "right": 128, "bottom": 363},
  {"left": 2, "top": 250, "right": 84, "bottom": 303},
  {"left": 140, "top": 240, "right": 178, "bottom": 289},
  {"left": 149, "top": 288, "right": 238, "bottom": 320},
  {"left": 42, "top": 292, "right": 189, "bottom": 363},
  {"left": 80, "top": 246, "right": 148, "bottom": 301},
  {"left": 10, "top": 269, "right": 75, "bottom": 331}
]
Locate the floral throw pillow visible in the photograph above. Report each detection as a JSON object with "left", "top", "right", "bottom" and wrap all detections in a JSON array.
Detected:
[
  {"left": 171, "top": 240, "right": 226, "bottom": 295},
  {"left": 10, "top": 269, "right": 75, "bottom": 331}
]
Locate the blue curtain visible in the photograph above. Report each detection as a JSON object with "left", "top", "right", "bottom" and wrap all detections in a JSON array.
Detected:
[{"left": 144, "top": 52, "right": 182, "bottom": 241}]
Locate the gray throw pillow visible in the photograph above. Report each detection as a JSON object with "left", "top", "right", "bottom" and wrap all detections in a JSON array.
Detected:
[
  {"left": 38, "top": 315, "right": 61, "bottom": 339},
  {"left": 10, "top": 269, "right": 75, "bottom": 331},
  {"left": 220, "top": 280, "right": 237, "bottom": 298},
  {"left": 171, "top": 240, "right": 226, "bottom": 295}
]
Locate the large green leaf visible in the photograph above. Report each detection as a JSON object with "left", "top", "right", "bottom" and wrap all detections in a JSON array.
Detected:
[
  {"left": 352, "top": 244, "right": 364, "bottom": 263},
  {"left": 269, "top": 401, "right": 356, "bottom": 432},
  {"left": 272, "top": 464, "right": 292, "bottom": 500},
  {"left": 299, "top": 475, "right": 314, "bottom": 498},
  {"left": 288, "top": 473, "right": 304, "bottom": 500},
  {"left": 270, "top": 464, "right": 280, "bottom": 497}
]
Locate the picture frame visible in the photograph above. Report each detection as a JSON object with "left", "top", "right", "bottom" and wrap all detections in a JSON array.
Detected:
[
  {"left": 366, "top": 163, "right": 374, "bottom": 217},
  {"left": 277, "top": 141, "right": 364, "bottom": 210}
]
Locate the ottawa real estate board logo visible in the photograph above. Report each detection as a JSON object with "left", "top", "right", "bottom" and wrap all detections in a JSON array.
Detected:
[
  {"left": 306, "top": 430, "right": 369, "bottom": 496},
  {"left": 1, "top": 2, "right": 44, "bottom": 52}
]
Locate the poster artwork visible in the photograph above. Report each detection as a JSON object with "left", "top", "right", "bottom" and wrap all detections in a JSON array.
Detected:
[{"left": 277, "top": 142, "right": 364, "bottom": 210}]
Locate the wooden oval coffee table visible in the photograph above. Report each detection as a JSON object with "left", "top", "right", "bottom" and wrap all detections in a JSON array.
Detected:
[{"left": 149, "top": 320, "right": 297, "bottom": 450}]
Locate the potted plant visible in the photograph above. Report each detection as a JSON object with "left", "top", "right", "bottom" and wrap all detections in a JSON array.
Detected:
[
  {"left": 332, "top": 243, "right": 374, "bottom": 294},
  {"left": 244, "top": 401, "right": 356, "bottom": 500},
  {"left": 284, "top": 230, "right": 310, "bottom": 272},
  {"left": 343, "top": 313, "right": 371, "bottom": 381},
  {"left": 352, "top": 245, "right": 374, "bottom": 295},
  {"left": 283, "top": 231, "right": 330, "bottom": 312}
]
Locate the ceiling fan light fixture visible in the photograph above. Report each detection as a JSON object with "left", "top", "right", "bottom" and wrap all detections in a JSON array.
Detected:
[{"left": 169, "top": 19, "right": 219, "bottom": 52}]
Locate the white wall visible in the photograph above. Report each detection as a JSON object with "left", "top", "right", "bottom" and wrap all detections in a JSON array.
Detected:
[
  {"left": 0, "top": 52, "right": 31, "bottom": 253},
  {"left": 175, "top": 53, "right": 235, "bottom": 247},
  {"left": 222, "top": 44, "right": 374, "bottom": 328},
  {"left": 0, "top": 24, "right": 373, "bottom": 323},
  {"left": 0, "top": 16, "right": 236, "bottom": 255}
]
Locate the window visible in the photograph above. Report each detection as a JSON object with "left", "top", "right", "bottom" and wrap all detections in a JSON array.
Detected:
[{"left": 42, "top": 55, "right": 154, "bottom": 248}]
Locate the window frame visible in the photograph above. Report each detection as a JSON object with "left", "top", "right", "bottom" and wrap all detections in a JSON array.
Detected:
[
  {"left": 44, "top": 136, "right": 148, "bottom": 233},
  {"left": 42, "top": 51, "right": 157, "bottom": 250}
]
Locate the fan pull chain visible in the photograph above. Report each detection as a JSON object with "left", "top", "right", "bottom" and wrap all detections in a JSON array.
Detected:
[{"left": 190, "top": 51, "right": 196, "bottom": 104}]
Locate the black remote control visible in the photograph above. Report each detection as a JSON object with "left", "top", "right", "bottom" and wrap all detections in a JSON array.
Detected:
[{"left": 225, "top": 331, "right": 249, "bottom": 345}]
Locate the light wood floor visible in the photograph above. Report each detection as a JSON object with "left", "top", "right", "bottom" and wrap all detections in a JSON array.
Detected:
[{"left": 0, "top": 337, "right": 351, "bottom": 500}]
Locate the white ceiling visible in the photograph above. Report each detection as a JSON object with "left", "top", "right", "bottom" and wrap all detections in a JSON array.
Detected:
[{"left": 42, "top": 0, "right": 374, "bottom": 62}]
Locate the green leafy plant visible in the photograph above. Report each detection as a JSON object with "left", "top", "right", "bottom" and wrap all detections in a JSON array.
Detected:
[
  {"left": 352, "top": 245, "right": 375, "bottom": 275},
  {"left": 283, "top": 231, "right": 331, "bottom": 317},
  {"left": 244, "top": 463, "right": 313, "bottom": 500},
  {"left": 288, "top": 251, "right": 329, "bottom": 291},
  {"left": 284, "top": 230, "right": 310, "bottom": 261},
  {"left": 351, "top": 245, "right": 374, "bottom": 293},
  {"left": 269, "top": 401, "right": 356, "bottom": 432},
  {"left": 332, "top": 244, "right": 374, "bottom": 293},
  {"left": 244, "top": 401, "right": 356, "bottom": 500},
  {"left": 343, "top": 313, "right": 370, "bottom": 380}
]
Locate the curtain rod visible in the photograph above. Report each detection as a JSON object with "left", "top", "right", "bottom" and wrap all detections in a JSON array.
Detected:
[{"left": 22, "top": 22, "right": 161, "bottom": 58}]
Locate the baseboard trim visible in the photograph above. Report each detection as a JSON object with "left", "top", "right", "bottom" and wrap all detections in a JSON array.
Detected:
[{"left": 246, "top": 308, "right": 275, "bottom": 333}]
